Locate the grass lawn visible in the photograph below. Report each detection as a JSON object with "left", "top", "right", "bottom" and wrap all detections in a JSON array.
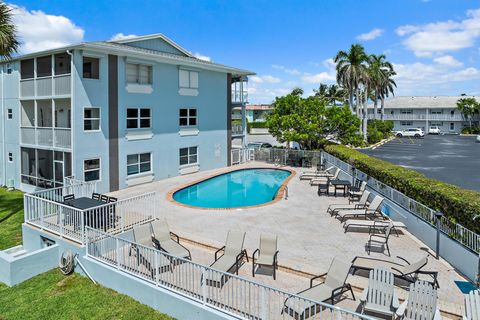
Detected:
[
  {"left": 0, "top": 269, "right": 174, "bottom": 320},
  {"left": 0, "top": 187, "right": 174, "bottom": 319}
]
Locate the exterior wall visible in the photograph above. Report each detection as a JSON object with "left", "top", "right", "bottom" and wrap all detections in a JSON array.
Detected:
[{"left": 123, "top": 38, "right": 186, "bottom": 56}]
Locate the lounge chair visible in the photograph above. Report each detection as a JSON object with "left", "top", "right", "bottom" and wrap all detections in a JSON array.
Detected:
[
  {"left": 366, "top": 222, "right": 393, "bottom": 256},
  {"left": 327, "top": 190, "right": 371, "bottom": 215},
  {"left": 92, "top": 192, "right": 101, "bottom": 200},
  {"left": 151, "top": 219, "right": 191, "bottom": 260},
  {"left": 310, "top": 168, "right": 340, "bottom": 186},
  {"left": 252, "top": 233, "right": 279, "bottom": 279},
  {"left": 464, "top": 290, "right": 480, "bottom": 320},
  {"left": 360, "top": 267, "right": 399, "bottom": 318},
  {"left": 348, "top": 181, "right": 367, "bottom": 203},
  {"left": 396, "top": 280, "right": 442, "bottom": 319},
  {"left": 131, "top": 223, "right": 171, "bottom": 276},
  {"left": 299, "top": 166, "right": 334, "bottom": 180},
  {"left": 283, "top": 258, "right": 355, "bottom": 319},
  {"left": 344, "top": 217, "right": 406, "bottom": 234},
  {"left": 63, "top": 194, "right": 75, "bottom": 202},
  {"left": 351, "top": 255, "right": 439, "bottom": 288},
  {"left": 206, "top": 230, "right": 248, "bottom": 287},
  {"left": 334, "top": 195, "right": 384, "bottom": 222}
]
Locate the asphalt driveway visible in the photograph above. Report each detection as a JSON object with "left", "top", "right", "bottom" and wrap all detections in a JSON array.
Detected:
[{"left": 362, "top": 135, "right": 480, "bottom": 191}]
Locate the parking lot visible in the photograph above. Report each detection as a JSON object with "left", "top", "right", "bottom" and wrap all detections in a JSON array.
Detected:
[{"left": 362, "top": 135, "right": 480, "bottom": 191}]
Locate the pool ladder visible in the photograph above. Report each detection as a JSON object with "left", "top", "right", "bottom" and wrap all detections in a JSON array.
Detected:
[{"left": 284, "top": 186, "right": 289, "bottom": 200}]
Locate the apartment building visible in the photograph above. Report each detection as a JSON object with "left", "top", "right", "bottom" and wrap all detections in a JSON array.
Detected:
[
  {"left": 0, "top": 34, "right": 253, "bottom": 193},
  {"left": 367, "top": 96, "right": 479, "bottom": 133}
]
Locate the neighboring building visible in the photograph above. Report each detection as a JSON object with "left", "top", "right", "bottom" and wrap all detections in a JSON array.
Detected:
[
  {"left": 0, "top": 34, "right": 253, "bottom": 193},
  {"left": 232, "top": 104, "right": 272, "bottom": 123},
  {"left": 367, "top": 96, "right": 480, "bottom": 133}
]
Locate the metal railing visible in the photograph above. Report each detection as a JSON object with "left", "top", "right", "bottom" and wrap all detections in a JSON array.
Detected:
[
  {"left": 86, "top": 227, "right": 372, "bottom": 320},
  {"left": 20, "top": 75, "right": 71, "bottom": 98},
  {"left": 21, "top": 126, "right": 72, "bottom": 149},
  {"left": 253, "top": 148, "right": 322, "bottom": 169},
  {"left": 232, "top": 124, "right": 244, "bottom": 135},
  {"left": 367, "top": 113, "right": 470, "bottom": 121},
  {"left": 24, "top": 180, "right": 157, "bottom": 244}
]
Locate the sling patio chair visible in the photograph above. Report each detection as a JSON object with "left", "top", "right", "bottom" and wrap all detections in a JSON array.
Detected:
[
  {"left": 334, "top": 195, "right": 384, "bottom": 223},
  {"left": 283, "top": 258, "right": 355, "bottom": 319},
  {"left": 252, "top": 233, "right": 279, "bottom": 279},
  {"left": 464, "top": 289, "right": 480, "bottom": 320},
  {"left": 92, "top": 192, "right": 101, "bottom": 200},
  {"left": 327, "top": 190, "right": 371, "bottom": 215},
  {"left": 63, "top": 194, "right": 75, "bottom": 202},
  {"left": 396, "top": 280, "right": 442, "bottom": 320},
  {"left": 366, "top": 221, "right": 394, "bottom": 256},
  {"left": 205, "top": 230, "right": 248, "bottom": 287},
  {"left": 348, "top": 181, "right": 367, "bottom": 203},
  {"left": 310, "top": 168, "right": 340, "bottom": 186},
  {"left": 343, "top": 216, "right": 406, "bottom": 235},
  {"left": 151, "top": 219, "right": 191, "bottom": 260},
  {"left": 351, "top": 255, "right": 439, "bottom": 288},
  {"left": 299, "top": 166, "right": 334, "bottom": 180},
  {"left": 360, "top": 267, "right": 399, "bottom": 318}
]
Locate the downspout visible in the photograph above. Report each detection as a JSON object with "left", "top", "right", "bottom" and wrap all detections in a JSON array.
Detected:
[
  {"left": 66, "top": 50, "right": 74, "bottom": 181},
  {"left": 1, "top": 64, "right": 5, "bottom": 186}
]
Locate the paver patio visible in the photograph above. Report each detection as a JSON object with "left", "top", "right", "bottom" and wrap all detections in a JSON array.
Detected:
[{"left": 110, "top": 162, "right": 468, "bottom": 318}]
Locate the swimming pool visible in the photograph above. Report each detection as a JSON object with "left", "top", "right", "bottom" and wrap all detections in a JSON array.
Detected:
[{"left": 172, "top": 168, "right": 292, "bottom": 209}]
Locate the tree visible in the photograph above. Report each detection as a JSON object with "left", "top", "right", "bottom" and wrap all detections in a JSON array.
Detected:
[
  {"left": 368, "top": 54, "right": 394, "bottom": 120},
  {"left": 0, "top": 3, "right": 19, "bottom": 59},
  {"left": 314, "top": 83, "right": 347, "bottom": 106},
  {"left": 334, "top": 44, "right": 369, "bottom": 115},
  {"left": 379, "top": 70, "right": 396, "bottom": 120},
  {"left": 456, "top": 97, "right": 479, "bottom": 129}
]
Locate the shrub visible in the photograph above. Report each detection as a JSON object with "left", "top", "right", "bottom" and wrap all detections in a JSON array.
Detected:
[
  {"left": 461, "top": 126, "right": 480, "bottom": 134},
  {"left": 325, "top": 144, "right": 480, "bottom": 233}
]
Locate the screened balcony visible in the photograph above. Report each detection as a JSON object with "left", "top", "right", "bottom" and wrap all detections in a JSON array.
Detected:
[{"left": 231, "top": 75, "right": 248, "bottom": 104}]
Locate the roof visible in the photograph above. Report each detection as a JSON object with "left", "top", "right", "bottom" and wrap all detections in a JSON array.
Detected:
[
  {"left": 367, "top": 96, "right": 479, "bottom": 109},
  {"left": 3, "top": 34, "right": 254, "bottom": 76},
  {"left": 246, "top": 104, "right": 272, "bottom": 110}
]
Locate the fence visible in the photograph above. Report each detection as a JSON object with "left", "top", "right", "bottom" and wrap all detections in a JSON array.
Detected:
[
  {"left": 231, "top": 149, "right": 253, "bottom": 165},
  {"left": 86, "top": 227, "right": 372, "bottom": 320},
  {"left": 24, "top": 180, "right": 158, "bottom": 244}
]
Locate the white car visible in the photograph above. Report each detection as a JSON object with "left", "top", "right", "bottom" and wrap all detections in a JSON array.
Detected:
[
  {"left": 476, "top": 135, "right": 480, "bottom": 143},
  {"left": 428, "top": 126, "right": 441, "bottom": 135},
  {"left": 396, "top": 128, "right": 425, "bottom": 138}
]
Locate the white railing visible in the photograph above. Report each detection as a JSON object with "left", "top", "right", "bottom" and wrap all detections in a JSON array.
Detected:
[
  {"left": 232, "top": 124, "right": 244, "bottom": 135},
  {"left": 231, "top": 148, "right": 252, "bottom": 165},
  {"left": 24, "top": 180, "right": 157, "bottom": 244},
  {"left": 367, "top": 114, "right": 469, "bottom": 121},
  {"left": 20, "top": 126, "right": 71, "bottom": 149},
  {"left": 86, "top": 227, "right": 372, "bottom": 320},
  {"left": 36, "top": 77, "right": 52, "bottom": 96},
  {"left": 232, "top": 114, "right": 242, "bottom": 120},
  {"left": 54, "top": 74, "right": 71, "bottom": 95},
  {"left": 20, "top": 79, "right": 35, "bottom": 97},
  {"left": 253, "top": 148, "right": 322, "bottom": 168},
  {"left": 20, "top": 75, "right": 71, "bottom": 98}
]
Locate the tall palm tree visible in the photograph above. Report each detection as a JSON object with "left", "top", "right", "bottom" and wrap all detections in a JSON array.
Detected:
[
  {"left": 326, "top": 84, "right": 347, "bottom": 106},
  {"left": 456, "top": 97, "right": 479, "bottom": 129},
  {"left": 379, "top": 70, "right": 396, "bottom": 120},
  {"left": 313, "top": 83, "right": 329, "bottom": 98},
  {"left": 0, "top": 3, "right": 19, "bottom": 59},
  {"left": 368, "top": 54, "right": 394, "bottom": 120},
  {"left": 334, "top": 44, "right": 369, "bottom": 115}
]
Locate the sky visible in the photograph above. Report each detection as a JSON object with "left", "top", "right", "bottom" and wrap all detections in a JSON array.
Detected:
[{"left": 9, "top": 0, "right": 480, "bottom": 104}]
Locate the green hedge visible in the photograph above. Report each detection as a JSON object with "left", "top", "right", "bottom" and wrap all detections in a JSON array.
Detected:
[
  {"left": 461, "top": 126, "right": 480, "bottom": 134},
  {"left": 247, "top": 121, "right": 268, "bottom": 133},
  {"left": 325, "top": 144, "right": 480, "bottom": 233}
]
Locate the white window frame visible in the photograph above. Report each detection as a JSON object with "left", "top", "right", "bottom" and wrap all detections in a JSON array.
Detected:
[
  {"left": 400, "top": 109, "right": 413, "bottom": 114},
  {"left": 126, "top": 107, "right": 152, "bottom": 130},
  {"left": 83, "top": 107, "right": 101, "bottom": 132},
  {"left": 8, "top": 152, "right": 13, "bottom": 162},
  {"left": 430, "top": 110, "right": 443, "bottom": 115},
  {"left": 83, "top": 158, "right": 101, "bottom": 182},
  {"left": 179, "top": 69, "right": 199, "bottom": 89},
  {"left": 179, "top": 146, "right": 198, "bottom": 166},
  {"left": 126, "top": 62, "right": 152, "bottom": 85},
  {"left": 127, "top": 152, "right": 152, "bottom": 176},
  {"left": 179, "top": 108, "right": 197, "bottom": 127},
  {"left": 400, "top": 121, "right": 413, "bottom": 126},
  {"left": 6, "top": 108, "right": 12, "bottom": 120}
]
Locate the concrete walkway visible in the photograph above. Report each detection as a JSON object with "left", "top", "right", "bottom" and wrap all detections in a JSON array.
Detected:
[{"left": 110, "top": 162, "right": 467, "bottom": 317}]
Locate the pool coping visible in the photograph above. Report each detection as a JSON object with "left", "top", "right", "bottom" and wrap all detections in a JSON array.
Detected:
[{"left": 166, "top": 165, "right": 296, "bottom": 211}]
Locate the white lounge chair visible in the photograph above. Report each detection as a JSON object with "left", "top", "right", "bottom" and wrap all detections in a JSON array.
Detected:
[
  {"left": 334, "top": 195, "right": 384, "bottom": 222},
  {"left": 252, "top": 233, "right": 279, "bottom": 279},
  {"left": 396, "top": 280, "right": 442, "bottom": 320},
  {"left": 360, "top": 267, "right": 399, "bottom": 318},
  {"left": 327, "top": 190, "right": 371, "bottom": 215},
  {"left": 366, "top": 221, "right": 394, "bottom": 256},
  {"left": 283, "top": 258, "right": 355, "bottom": 319},
  {"left": 464, "top": 290, "right": 480, "bottom": 320},
  {"left": 131, "top": 223, "right": 171, "bottom": 276},
  {"left": 299, "top": 166, "right": 334, "bottom": 180},
  {"left": 151, "top": 219, "right": 191, "bottom": 260},
  {"left": 348, "top": 181, "right": 367, "bottom": 202},
  {"left": 310, "top": 168, "right": 340, "bottom": 186},
  {"left": 344, "top": 217, "right": 406, "bottom": 234}
]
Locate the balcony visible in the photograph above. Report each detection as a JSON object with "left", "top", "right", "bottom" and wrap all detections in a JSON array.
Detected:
[
  {"left": 21, "top": 127, "right": 71, "bottom": 149},
  {"left": 20, "top": 74, "right": 71, "bottom": 98},
  {"left": 231, "top": 76, "right": 248, "bottom": 105},
  {"left": 231, "top": 124, "right": 244, "bottom": 136},
  {"left": 367, "top": 113, "right": 472, "bottom": 121}
]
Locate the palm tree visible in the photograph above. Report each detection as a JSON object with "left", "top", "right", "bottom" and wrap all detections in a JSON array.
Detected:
[
  {"left": 326, "top": 84, "right": 347, "bottom": 106},
  {"left": 334, "top": 44, "right": 369, "bottom": 115},
  {"left": 368, "top": 54, "right": 394, "bottom": 120},
  {"left": 0, "top": 3, "right": 19, "bottom": 59},
  {"left": 456, "top": 97, "right": 479, "bottom": 129},
  {"left": 314, "top": 83, "right": 329, "bottom": 98},
  {"left": 379, "top": 70, "right": 396, "bottom": 120}
]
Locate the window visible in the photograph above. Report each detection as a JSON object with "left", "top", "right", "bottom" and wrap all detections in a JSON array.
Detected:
[
  {"left": 8, "top": 152, "right": 13, "bottom": 162},
  {"left": 430, "top": 110, "right": 443, "bottom": 114},
  {"left": 6, "top": 64, "right": 12, "bottom": 74},
  {"left": 7, "top": 109, "right": 12, "bottom": 120},
  {"left": 84, "top": 158, "right": 100, "bottom": 181},
  {"left": 179, "top": 69, "right": 199, "bottom": 89},
  {"left": 179, "top": 147, "right": 198, "bottom": 166},
  {"left": 36, "top": 56, "right": 52, "bottom": 77},
  {"left": 54, "top": 53, "right": 71, "bottom": 75},
  {"left": 400, "top": 109, "right": 413, "bottom": 114},
  {"left": 127, "top": 153, "right": 151, "bottom": 176},
  {"left": 126, "top": 108, "right": 151, "bottom": 129},
  {"left": 450, "top": 122, "right": 455, "bottom": 131},
  {"left": 400, "top": 121, "right": 413, "bottom": 126},
  {"left": 83, "top": 57, "right": 99, "bottom": 79},
  {"left": 126, "top": 63, "right": 152, "bottom": 84},
  {"left": 84, "top": 108, "right": 100, "bottom": 131},
  {"left": 450, "top": 110, "right": 455, "bottom": 116},
  {"left": 20, "top": 59, "right": 34, "bottom": 79},
  {"left": 431, "top": 122, "right": 443, "bottom": 126},
  {"left": 179, "top": 108, "right": 197, "bottom": 126}
]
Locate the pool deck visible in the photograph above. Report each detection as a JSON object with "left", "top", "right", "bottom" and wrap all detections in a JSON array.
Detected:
[{"left": 110, "top": 162, "right": 468, "bottom": 318}]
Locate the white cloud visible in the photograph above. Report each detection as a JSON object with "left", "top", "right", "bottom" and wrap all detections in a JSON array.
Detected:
[
  {"left": 110, "top": 33, "right": 138, "bottom": 41},
  {"left": 356, "top": 28, "right": 384, "bottom": 41},
  {"left": 272, "top": 64, "right": 301, "bottom": 75},
  {"left": 396, "top": 8, "right": 480, "bottom": 56},
  {"left": 301, "top": 72, "right": 335, "bottom": 84},
  {"left": 250, "top": 75, "right": 280, "bottom": 84},
  {"left": 11, "top": 5, "right": 84, "bottom": 54},
  {"left": 433, "top": 55, "right": 463, "bottom": 67},
  {"left": 250, "top": 75, "right": 264, "bottom": 83},
  {"left": 193, "top": 52, "right": 211, "bottom": 62}
]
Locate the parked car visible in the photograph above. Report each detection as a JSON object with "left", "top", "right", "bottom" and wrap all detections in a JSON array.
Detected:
[
  {"left": 476, "top": 135, "right": 480, "bottom": 143},
  {"left": 428, "top": 126, "right": 441, "bottom": 135},
  {"left": 247, "top": 142, "right": 273, "bottom": 149},
  {"left": 396, "top": 128, "right": 425, "bottom": 138}
]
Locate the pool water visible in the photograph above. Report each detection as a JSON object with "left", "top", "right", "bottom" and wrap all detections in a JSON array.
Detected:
[{"left": 173, "top": 168, "right": 291, "bottom": 209}]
